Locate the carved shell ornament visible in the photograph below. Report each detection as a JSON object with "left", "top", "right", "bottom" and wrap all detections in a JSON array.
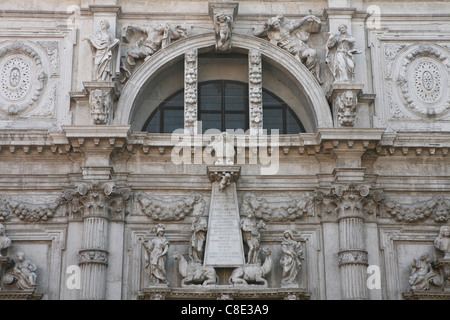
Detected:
[
  {"left": 395, "top": 44, "right": 450, "bottom": 118},
  {"left": 0, "top": 41, "right": 48, "bottom": 117}
]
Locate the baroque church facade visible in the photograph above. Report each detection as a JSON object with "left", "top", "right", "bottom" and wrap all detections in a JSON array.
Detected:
[{"left": 0, "top": 0, "right": 449, "bottom": 300}]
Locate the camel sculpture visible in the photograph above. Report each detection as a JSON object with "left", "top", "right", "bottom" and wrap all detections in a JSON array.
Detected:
[
  {"left": 229, "top": 247, "right": 272, "bottom": 287},
  {"left": 172, "top": 251, "right": 218, "bottom": 287}
]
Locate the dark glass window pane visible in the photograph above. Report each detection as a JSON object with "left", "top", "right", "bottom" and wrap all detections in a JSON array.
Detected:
[
  {"left": 200, "top": 96, "right": 222, "bottom": 111},
  {"left": 145, "top": 109, "right": 161, "bottom": 133},
  {"left": 163, "top": 91, "right": 184, "bottom": 107},
  {"left": 263, "top": 108, "right": 284, "bottom": 133},
  {"left": 262, "top": 91, "right": 282, "bottom": 107},
  {"left": 286, "top": 108, "right": 302, "bottom": 134},
  {"left": 163, "top": 108, "right": 184, "bottom": 133},
  {"left": 225, "top": 113, "right": 247, "bottom": 131},
  {"left": 199, "top": 113, "right": 222, "bottom": 133}
]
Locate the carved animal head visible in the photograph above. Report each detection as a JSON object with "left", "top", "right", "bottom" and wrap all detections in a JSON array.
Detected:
[{"left": 262, "top": 247, "right": 271, "bottom": 256}]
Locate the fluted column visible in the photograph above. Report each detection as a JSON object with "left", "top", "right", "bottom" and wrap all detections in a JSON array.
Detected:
[
  {"left": 334, "top": 184, "right": 370, "bottom": 300},
  {"left": 66, "top": 182, "right": 130, "bottom": 300}
]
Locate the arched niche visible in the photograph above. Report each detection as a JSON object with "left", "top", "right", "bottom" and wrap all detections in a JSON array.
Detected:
[{"left": 116, "top": 33, "right": 333, "bottom": 132}]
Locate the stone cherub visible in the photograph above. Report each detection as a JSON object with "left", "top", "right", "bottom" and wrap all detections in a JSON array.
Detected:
[
  {"left": 214, "top": 13, "right": 233, "bottom": 52},
  {"left": 83, "top": 19, "right": 120, "bottom": 81},
  {"left": 408, "top": 253, "right": 438, "bottom": 291},
  {"left": 253, "top": 14, "right": 323, "bottom": 84}
]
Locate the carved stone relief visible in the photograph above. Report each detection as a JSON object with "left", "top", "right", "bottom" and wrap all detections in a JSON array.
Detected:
[
  {"left": 120, "top": 23, "right": 188, "bottom": 81},
  {"left": 387, "top": 43, "right": 450, "bottom": 119},
  {"left": 249, "top": 50, "right": 263, "bottom": 135},
  {"left": 184, "top": 49, "right": 197, "bottom": 134},
  {"left": 241, "top": 192, "right": 314, "bottom": 222},
  {"left": 0, "top": 41, "right": 47, "bottom": 117},
  {"left": 0, "top": 196, "right": 65, "bottom": 222},
  {"left": 136, "top": 192, "right": 205, "bottom": 221},
  {"left": 89, "top": 89, "right": 112, "bottom": 124},
  {"left": 383, "top": 195, "right": 450, "bottom": 223},
  {"left": 253, "top": 14, "right": 323, "bottom": 84}
]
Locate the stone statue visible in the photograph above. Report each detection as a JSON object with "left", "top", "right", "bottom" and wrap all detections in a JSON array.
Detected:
[
  {"left": 434, "top": 225, "right": 450, "bottom": 259},
  {"left": 143, "top": 223, "right": 170, "bottom": 285},
  {"left": 173, "top": 251, "right": 218, "bottom": 287},
  {"left": 189, "top": 215, "right": 208, "bottom": 264},
  {"left": 326, "top": 24, "right": 361, "bottom": 83},
  {"left": 240, "top": 211, "right": 265, "bottom": 264},
  {"left": 229, "top": 247, "right": 272, "bottom": 287},
  {"left": 13, "top": 252, "right": 37, "bottom": 290},
  {"left": 253, "top": 14, "right": 322, "bottom": 84},
  {"left": 212, "top": 132, "right": 235, "bottom": 165},
  {"left": 409, "top": 253, "right": 438, "bottom": 291},
  {"left": 214, "top": 13, "right": 232, "bottom": 52},
  {"left": 280, "top": 230, "right": 303, "bottom": 287},
  {"left": 0, "top": 223, "right": 11, "bottom": 256},
  {"left": 122, "top": 23, "right": 187, "bottom": 78},
  {"left": 83, "top": 19, "right": 120, "bottom": 81}
]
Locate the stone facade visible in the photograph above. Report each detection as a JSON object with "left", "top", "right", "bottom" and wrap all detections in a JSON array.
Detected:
[{"left": 0, "top": 0, "right": 448, "bottom": 300}]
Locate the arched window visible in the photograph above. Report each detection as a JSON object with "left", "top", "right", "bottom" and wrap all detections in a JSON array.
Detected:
[{"left": 143, "top": 80, "right": 305, "bottom": 134}]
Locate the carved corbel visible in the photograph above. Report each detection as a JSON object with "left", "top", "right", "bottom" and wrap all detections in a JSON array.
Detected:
[
  {"left": 327, "top": 84, "right": 364, "bottom": 128},
  {"left": 209, "top": 1, "right": 239, "bottom": 52}
]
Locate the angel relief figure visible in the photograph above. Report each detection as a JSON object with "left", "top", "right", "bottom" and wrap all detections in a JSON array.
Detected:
[
  {"left": 253, "top": 14, "right": 323, "bottom": 84},
  {"left": 121, "top": 23, "right": 188, "bottom": 79}
]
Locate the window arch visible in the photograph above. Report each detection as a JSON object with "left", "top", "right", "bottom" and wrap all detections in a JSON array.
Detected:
[{"left": 143, "top": 80, "right": 305, "bottom": 134}]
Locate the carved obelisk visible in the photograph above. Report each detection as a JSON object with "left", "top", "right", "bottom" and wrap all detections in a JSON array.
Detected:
[{"left": 204, "top": 166, "right": 244, "bottom": 267}]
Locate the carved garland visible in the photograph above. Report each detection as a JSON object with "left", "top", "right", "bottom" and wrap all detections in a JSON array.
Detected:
[
  {"left": 0, "top": 41, "right": 47, "bottom": 116},
  {"left": 184, "top": 49, "right": 197, "bottom": 133},
  {"left": 249, "top": 50, "right": 263, "bottom": 134},
  {"left": 240, "top": 192, "right": 313, "bottom": 222},
  {"left": 136, "top": 193, "right": 205, "bottom": 221}
]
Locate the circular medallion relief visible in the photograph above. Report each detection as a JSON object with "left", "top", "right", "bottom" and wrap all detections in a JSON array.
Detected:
[
  {"left": 396, "top": 45, "right": 450, "bottom": 118},
  {"left": 0, "top": 56, "right": 32, "bottom": 101},
  {"left": 413, "top": 60, "right": 442, "bottom": 104},
  {"left": 0, "top": 41, "right": 47, "bottom": 116}
]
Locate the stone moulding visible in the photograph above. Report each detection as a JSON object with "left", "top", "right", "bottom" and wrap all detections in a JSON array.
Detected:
[
  {"left": 136, "top": 192, "right": 205, "bottom": 221},
  {"left": 137, "top": 286, "right": 310, "bottom": 300}
]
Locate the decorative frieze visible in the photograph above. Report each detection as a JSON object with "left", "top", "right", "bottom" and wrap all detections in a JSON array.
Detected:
[{"left": 0, "top": 196, "right": 65, "bottom": 222}]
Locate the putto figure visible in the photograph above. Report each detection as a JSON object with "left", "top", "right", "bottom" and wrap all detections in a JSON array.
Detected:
[
  {"left": 143, "top": 223, "right": 170, "bottom": 286},
  {"left": 253, "top": 14, "right": 323, "bottom": 84},
  {"left": 326, "top": 24, "right": 362, "bottom": 83},
  {"left": 83, "top": 19, "right": 120, "bottom": 81},
  {"left": 214, "top": 13, "right": 233, "bottom": 52}
]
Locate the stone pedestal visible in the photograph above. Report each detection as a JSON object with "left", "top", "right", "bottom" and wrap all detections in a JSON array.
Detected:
[
  {"left": 204, "top": 166, "right": 244, "bottom": 268},
  {"left": 83, "top": 81, "right": 119, "bottom": 125}
]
